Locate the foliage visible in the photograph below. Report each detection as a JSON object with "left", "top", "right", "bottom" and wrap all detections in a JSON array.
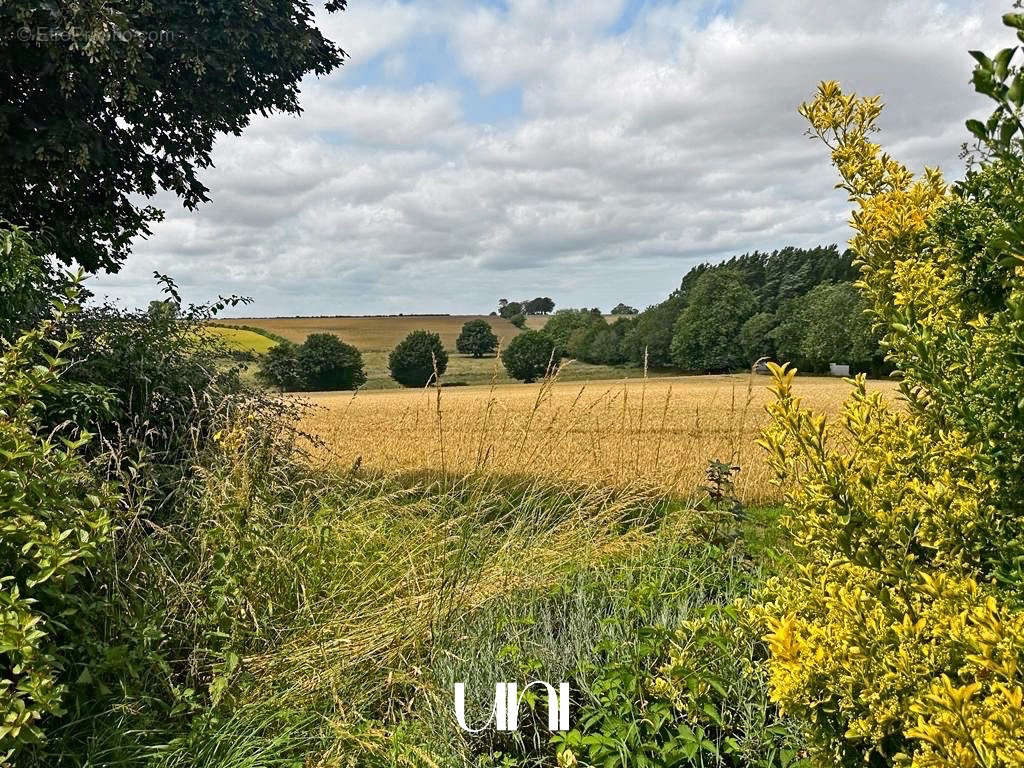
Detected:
[
  {"left": 670, "top": 270, "right": 757, "bottom": 372},
  {"left": 543, "top": 310, "right": 606, "bottom": 357},
  {"left": 771, "top": 283, "right": 880, "bottom": 373},
  {"left": 388, "top": 330, "right": 448, "bottom": 387},
  {"left": 257, "top": 340, "right": 306, "bottom": 392},
  {"left": 768, "top": 307, "right": 805, "bottom": 374},
  {"left": 524, "top": 297, "right": 556, "bottom": 315},
  {"left": 706, "top": 460, "right": 742, "bottom": 515},
  {"left": 554, "top": 315, "right": 635, "bottom": 366},
  {"left": 456, "top": 319, "right": 499, "bottom": 358},
  {"left": 501, "top": 330, "right": 560, "bottom": 383},
  {"left": 611, "top": 303, "right": 639, "bottom": 315},
  {"left": 756, "top": 59, "right": 1024, "bottom": 768},
  {"left": 793, "top": 282, "right": 879, "bottom": 372},
  {"left": 0, "top": 287, "right": 117, "bottom": 760},
  {"left": 147, "top": 299, "right": 178, "bottom": 324},
  {"left": 623, "top": 295, "right": 686, "bottom": 368},
  {"left": 43, "top": 275, "right": 252, "bottom": 511},
  {"left": 298, "top": 333, "right": 366, "bottom": 391},
  {"left": 554, "top": 577, "right": 803, "bottom": 767},
  {"left": 738, "top": 312, "right": 778, "bottom": 366},
  {"left": 0, "top": 0, "right": 346, "bottom": 273},
  {"left": 499, "top": 300, "right": 524, "bottom": 319},
  {"left": 582, "top": 319, "right": 632, "bottom": 366},
  {"left": 626, "top": 246, "right": 860, "bottom": 371},
  {"left": 964, "top": 12, "right": 1024, "bottom": 165},
  {"left": 739, "top": 246, "right": 857, "bottom": 310},
  {"left": 0, "top": 226, "right": 65, "bottom": 342},
  {"left": 501, "top": 297, "right": 555, "bottom": 316},
  {"left": 0, "top": 251, "right": 808, "bottom": 766}
]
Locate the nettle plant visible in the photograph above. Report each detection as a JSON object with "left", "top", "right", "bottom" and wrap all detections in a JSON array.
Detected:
[{"left": 755, "top": 14, "right": 1024, "bottom": 768}]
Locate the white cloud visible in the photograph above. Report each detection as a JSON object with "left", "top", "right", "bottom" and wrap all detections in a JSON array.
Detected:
[
  {"left": 316, "top": 0, "right": 428, "bottom": 64},
  {"left": 94, "top": 0, "right": 1013, "bottom": 315}
]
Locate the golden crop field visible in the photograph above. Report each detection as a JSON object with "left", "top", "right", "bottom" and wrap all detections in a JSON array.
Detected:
[{"left": 301, "top": 371, "right": 899, "bottom": 503}]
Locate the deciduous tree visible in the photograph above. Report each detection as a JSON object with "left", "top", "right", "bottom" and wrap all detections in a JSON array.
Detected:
[
  {"left": 0, "top": 0, "right": 346, "bottom": 273},
  {"left": 298, "top": 333, "right": 366, "bottom": 391},
  {"left": 501, "top": 330, "right": 559, "bottom": 383},
  {"left": 456, "top": 319, "right": 498, "bottom": 357},
  {"left": 670, "top": 270, "right": 757, "bottom": 372},
  {"left": 389, "top": 330, "right": 448, "bottom": 388},
  {"left": 257, "top": 340, "right": 305, "bottom": 392}
]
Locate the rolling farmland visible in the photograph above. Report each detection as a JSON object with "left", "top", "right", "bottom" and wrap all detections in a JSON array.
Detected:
[{"left": 216, "top": 314, "right": 646, "bottom": 388}]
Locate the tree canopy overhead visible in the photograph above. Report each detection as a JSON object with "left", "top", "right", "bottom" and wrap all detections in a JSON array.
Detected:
[{"left": 0, "top": 0, "right": 346, "bottom": 273}]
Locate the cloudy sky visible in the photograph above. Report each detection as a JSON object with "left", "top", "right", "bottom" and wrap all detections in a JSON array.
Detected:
[{"left": 93, "top": 0, "right": 1011, "bottom": 316}]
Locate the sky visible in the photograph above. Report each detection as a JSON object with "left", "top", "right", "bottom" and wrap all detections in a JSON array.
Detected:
[{"left": 92, "top": 0, "right": 1013, "bottom": 317}]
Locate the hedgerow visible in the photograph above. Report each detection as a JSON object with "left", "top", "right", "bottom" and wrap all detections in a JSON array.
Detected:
[
  {"left": 0, "top": 253, "right": 117, "bottom": 759},
  {"left": 755, "top": 15, "right": 1024, "bottom": 767}
]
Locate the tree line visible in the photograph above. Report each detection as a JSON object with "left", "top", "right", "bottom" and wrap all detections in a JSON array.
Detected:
[
  {"left": 492, "top": 296, "right": 555, "bottom": 327},
  {"left": 558, "top": 245, "right": 884, "bottom": 374}
]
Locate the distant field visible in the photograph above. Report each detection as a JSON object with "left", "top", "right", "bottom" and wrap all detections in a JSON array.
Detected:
[
  {"left": 221, "top": 314, "right": 526, "bottom": 348},
  {"left": 301, "top": 372, "right": 899, "bottom": 503},
  {"left": 204, "top": 325, "right": 278, "bottom": 355},
  {"left": 217, "top": 314, "right": 649, "bottom": 389}
]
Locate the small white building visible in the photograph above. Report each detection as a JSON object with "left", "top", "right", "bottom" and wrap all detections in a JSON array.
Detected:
[{"left": 829, "top": 363, "right": 851, "bottom": 377}]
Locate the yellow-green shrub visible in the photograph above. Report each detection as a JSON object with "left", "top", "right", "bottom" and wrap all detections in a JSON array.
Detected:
[{"left": 755, "top": 18, "right": 1024, "bottom": 767}]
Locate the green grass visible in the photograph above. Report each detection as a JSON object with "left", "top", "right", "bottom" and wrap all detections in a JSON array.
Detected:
[
  {"left": 24, "top": 378, "right": 793, "bottom": 766},
  {"left": 205, "top": 325, "right": 278, "bottom": 355}
]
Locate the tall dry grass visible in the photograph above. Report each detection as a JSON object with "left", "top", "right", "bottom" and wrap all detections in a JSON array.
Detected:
[
  {"left": 300, "top": 366, "right": 897, "bottom": 503},
  {"left": 159, "top": 417, "right": 742, "bottom": 767},
  {"left": 64, "top": 367, "right": 807, "bottom": 767}
]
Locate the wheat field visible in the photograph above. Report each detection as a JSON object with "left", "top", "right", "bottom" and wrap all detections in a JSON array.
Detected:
[{"left": 301, "top": 369, "right": 898, "bottom": 503}]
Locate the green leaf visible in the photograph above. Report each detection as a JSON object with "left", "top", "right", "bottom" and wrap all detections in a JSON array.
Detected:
[
  {"left": 995, "top": 47, "right": 1015, "bottom": 80},
  {"left": 1001, "top": 119, "right": 1018, "bottom": 146},
  {"left": 701, "top": 700, "right": 724, "bottom": 725},
  {"left": 1009, "top": 74, "right": 1024, "bottom": 108},
  {"left": 1004, "top": 12, "right": 1024, "bottom": 30},
  {"left": 970, "top": 50, "right": 994, "bottom": 69},
  {"left": 966, "top": 119, "right": 988, "bottom": 141},
  {"left": 973, "top": 67, "right": 996, "bottom": 96}
]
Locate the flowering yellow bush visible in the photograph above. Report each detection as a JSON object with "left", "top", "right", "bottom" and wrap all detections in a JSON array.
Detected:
[{"left": 756, "top": 44, "right": 1024, "bottom": 768}]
